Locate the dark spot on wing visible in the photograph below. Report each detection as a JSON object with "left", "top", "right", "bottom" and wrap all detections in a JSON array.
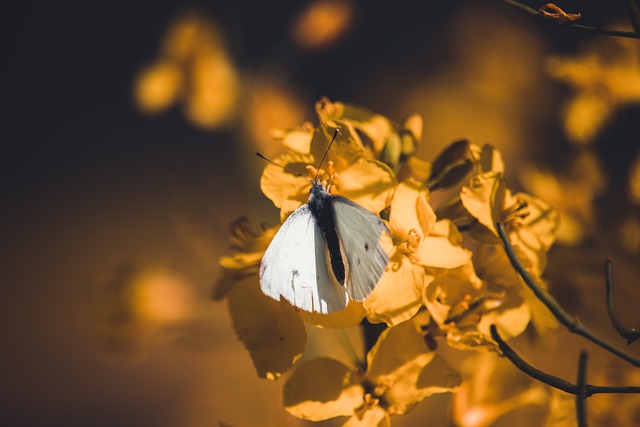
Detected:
[
  {"left": 292, "top": 269, "right": 300, "bottom": 277},
  {"left": 357, "top": 258, "right": 361, "bottom": 265},
  {"left": 364, "top": 243, "right": 369, "bottom": 251}
]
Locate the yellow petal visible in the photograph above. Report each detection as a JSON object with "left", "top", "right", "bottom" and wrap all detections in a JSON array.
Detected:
[
  {"left": 274, "top": 125, "right": 314, "bottom": 155},
  {"left": 364, "top": 251, "right": 430, "bottom": 326},
  {"left": 227, "top": 276, "right": 306, "bottom": 380},
  {"left": 389, "top": 179, "right": 436, "bottom": 238},
  {"left": 283, "top": 357, "right": 364, "bottom": 421},
  {"left": 460, "top": 171, "right": 506, "bottom": 235},
  {"left": 260, "top": 152, "right": 313, "bottom": 210},
  {"left": 299, "top": 299, "right": 366, "bottom": 329},
  {"left": 344, "top": 406, "right": 390, "bottom": 427},
  {"left": 469, "top": 144, "right": 505, "bottom": 174},
  {"left": 339, "top": 158, "right": 398, "bottom": 214},
  {"left": 310, "top": 121, "right": 366, "bottom": 170},
  {"left": 416, "top": 220, "right": 471, "bottom": 269},
  {"left": 384, "top": 353, "right": 462, "bottom": 414},
  {"left": 211, "top": 268, "right": 255, "bottom": 301},
  {"left": 365, "top": 321, "right": 430, "bottom": 380}
]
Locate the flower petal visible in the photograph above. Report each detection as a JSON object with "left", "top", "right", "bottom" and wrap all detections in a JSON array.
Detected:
[
  {"left": 283, "top": 357, "right": 364, "bottom": 421},
  {"left": 227, "top": 276, "right": 306, "bottom": 380},
  {"left": 260, "top": 152, "right": 313, "bottom": 210},
  {"left": 460, "top": 171, "right": 506, "bottom": 235},
  {"left": 417, "top": 220, "right": 471, "bottom": 269},
  {"left": 299, "top": 299, "right": 366, "bottom": 329},
  {"left": 364, "top": 251, "right": 431, "bottom": 326},
  {"left": 344, "top": 406, "right": 390, "bottom": 427},
  {"left": 339, "top": 158, "right": 397, "bottom": 214},
  {"left": 389, "top": 179, "right": 436, "bottom": 238}
]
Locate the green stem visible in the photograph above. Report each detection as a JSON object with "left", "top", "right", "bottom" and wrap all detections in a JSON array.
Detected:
[
  {"left": 336, "top": 329, "right": 364, "bottom": 371},
  {"left": 496, "top": 222, "right": 640, "bottom": 367}
]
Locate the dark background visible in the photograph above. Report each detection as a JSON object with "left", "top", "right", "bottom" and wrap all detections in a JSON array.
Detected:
[{"left": 2, "top": 1, "right": 638, "bottom": 426}]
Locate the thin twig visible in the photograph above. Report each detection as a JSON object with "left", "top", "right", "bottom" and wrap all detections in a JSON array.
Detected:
[
  {"left": 626, "top": 0, "right": 640, "bottom": 34},
  {"left": 490, "top": 325, "right": 640, "bottom": 396},
  {"left": 605, "top": 258, "right": 640, "bottom": 344},
  {"left": 496, "top": 223, "right": 640, "bottom": 367},
  {"left": 491, "top": 0, "right": 640, "bottom": 39},
  {"left": 576, "top": 351, "right": 588, "bottom": 427}
]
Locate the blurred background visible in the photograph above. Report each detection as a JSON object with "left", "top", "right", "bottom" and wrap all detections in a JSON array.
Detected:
[{"left": 1, "top": 0, "right": 639, "bottom": 426}]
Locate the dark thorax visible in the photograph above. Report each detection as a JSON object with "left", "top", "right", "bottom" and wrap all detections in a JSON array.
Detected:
[{"left": 307, "top": 181, "right": 346, "bottom": 286}]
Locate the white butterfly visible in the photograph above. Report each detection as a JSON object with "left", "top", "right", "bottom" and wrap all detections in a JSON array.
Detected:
[{"left": 258, "top": 135, "right": 390, "bottom": 314}]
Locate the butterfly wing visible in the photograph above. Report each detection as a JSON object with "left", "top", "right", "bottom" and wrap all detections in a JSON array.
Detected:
[
  {"left": 331, "top": 197, "right": 389, "bottom": 301},
  {"left": 260, "top": 204, "right": 348, "bottom": 313}
]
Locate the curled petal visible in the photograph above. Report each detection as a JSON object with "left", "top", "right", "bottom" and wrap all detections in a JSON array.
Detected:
[
  {"left": 284, "top": 357, "right": 364, "bottom": 421},
  {"left": 389, "top": 179, "right": 436, "bottom": 239},
  {"left": 460, "top": 171, "right": 506, "bottom": 235},
  {"left": 227, "top": 276, "right": 306, "bottom": 380}
]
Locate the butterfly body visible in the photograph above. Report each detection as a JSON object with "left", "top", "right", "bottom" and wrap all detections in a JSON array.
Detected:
[{"left": 260, "top": 180, "right": 389, "bottom": 313}]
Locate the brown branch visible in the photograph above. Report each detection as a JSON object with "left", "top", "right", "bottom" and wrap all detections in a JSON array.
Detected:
[
  {"left": 490, "top": 325, "right": 640, "bottom": 396},
  {"left": 576, "top": 351, "right": 588, "bottom": 427},
  {"left": 491, "top": 0, "right": 640, "bottom": 39},
  {"left": 496, "top": 223, "right": 640, "bottom": 367},
  {"left": 605, "top": 258, "right": 640, "bottom": 344}
]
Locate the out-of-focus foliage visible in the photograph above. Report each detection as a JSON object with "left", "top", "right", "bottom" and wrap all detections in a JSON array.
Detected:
[
  {"left": 290, "top": 0, "right": 354, "bottom": 50},
  {"left": 547, "top": 35, "right": 640, "bottom": 145},
  {"left": 134, "top": 11, "right": 240, "bottom": 129}
]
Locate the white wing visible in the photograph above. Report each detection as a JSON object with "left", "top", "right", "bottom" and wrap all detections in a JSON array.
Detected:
[
  {"left": 260, "top": 204, "right": 348, "bottom": 313},
  {"left": 332, "top": 197, "right": 389, "bottom": 301}
]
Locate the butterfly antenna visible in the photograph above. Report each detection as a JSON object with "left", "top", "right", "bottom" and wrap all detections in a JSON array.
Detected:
[
  {"left": 255, "top": 152, "right": 312, "bottom": 184},
  {"left": 314, "top": 128, "right": 339, "bottom": 182}
]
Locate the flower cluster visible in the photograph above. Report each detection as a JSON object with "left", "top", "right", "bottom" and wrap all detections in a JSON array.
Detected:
[{"left": 214, "top": 98, "right": 559, "bottom": 424}]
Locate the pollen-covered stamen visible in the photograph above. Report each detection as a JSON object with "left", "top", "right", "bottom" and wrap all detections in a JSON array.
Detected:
[
  {"left": 503, "top": 199, "right": 530, "bottom": 224},
  {"left": 398, "top": 228, "right": 421, "bottom": 262}
]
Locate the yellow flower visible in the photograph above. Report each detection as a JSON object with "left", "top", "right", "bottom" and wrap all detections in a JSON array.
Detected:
[
  {"left": 460, "top": 168, "right": 559, "bottom": 277},
  {"left": 283, "top": 321, "right": 461, "bottom": 424},
  {"left": 260, "top": 122, "right": 397, "bottom": 221},
  {"left": 315, "top": 97, "right": 426, "bottom": 178},
  {"left": 546, "top": 36, "right": 640, "bottom": 144},
  {"left": 365, "top": 179, "right": 470, "bottom": 326}
]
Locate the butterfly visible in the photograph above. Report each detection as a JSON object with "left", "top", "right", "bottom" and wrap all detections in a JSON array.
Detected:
[{"left": 257, "top": 130, "right": 390, "bottom": 314}]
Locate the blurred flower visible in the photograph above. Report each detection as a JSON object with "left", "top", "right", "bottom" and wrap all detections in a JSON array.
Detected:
[
  {"left": 283, "top": 321, "right": 461, "bottom": 424},
  {"left": 134, "top": 10, "right": 239, "bottom": 130},
  {"left": 629, "top": 151, "right": 640, "bottom": 206},
  {"left": 291, "top": 0, "right": 354, "bottom": 50},
  {"left": 589, "top": 360, "right": 640, "bottom": 426},
  {"left": 452, "top": 352, "right": 549, "bottom": 427},
  {"left": 547, "top": 36, "right": 640, "bottom": 144},
  {"left": 241, "top": 77, "right": 309, "bottom": 157},
  {"left": 214, "top": 217, "right": 307, "bottom": 380},
  {"left": 365, "top": 179, "right": 470, "bottom": 326},
  {"left": 90, "top": 265, "right": 198, "bottom": 364},
  {"left": 520, "top": 150, "right": 605, "bottom": 245},
  {"left": 260, "top": 122, "right": 397, "bottom": 221}
]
